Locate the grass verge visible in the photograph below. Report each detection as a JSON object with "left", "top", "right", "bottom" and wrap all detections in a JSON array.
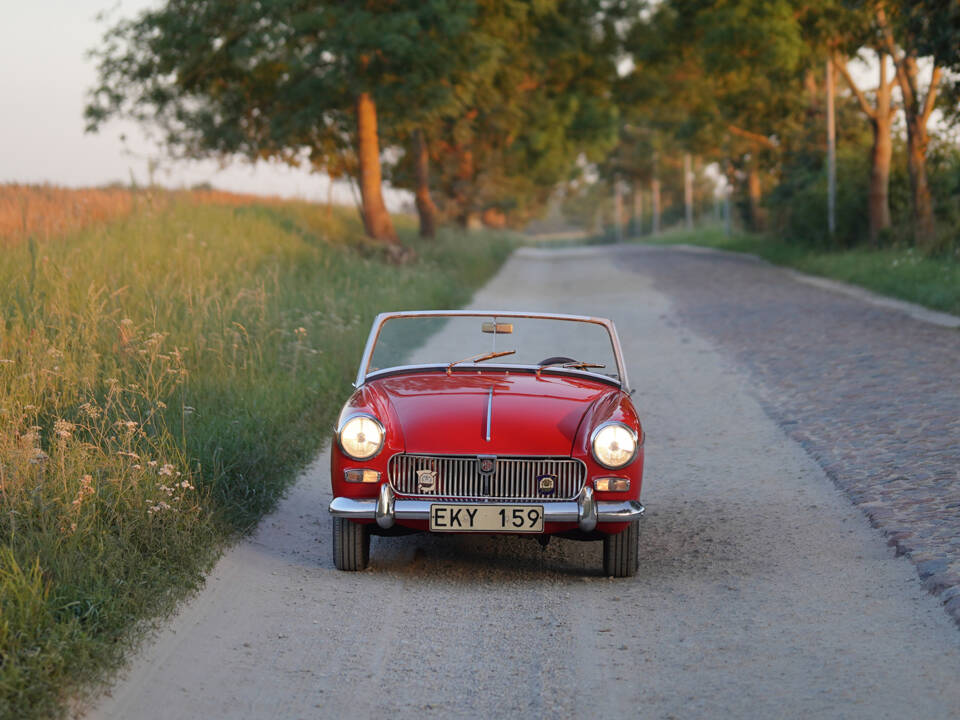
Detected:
[
  {"left": 638, "top": 227, "right": 960, "bottom": 317},
  {"left": 0, "top": 198, "right": 514, "bottom": 719}
]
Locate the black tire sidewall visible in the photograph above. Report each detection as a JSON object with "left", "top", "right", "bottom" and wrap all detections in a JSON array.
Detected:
[{"left": 603, "top": 522, "right": 639, "bottom": 577}]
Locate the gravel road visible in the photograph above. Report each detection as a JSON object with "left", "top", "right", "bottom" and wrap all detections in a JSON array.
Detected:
[{"left": 87, "top": 245, "right": 960, "bottom": 719}]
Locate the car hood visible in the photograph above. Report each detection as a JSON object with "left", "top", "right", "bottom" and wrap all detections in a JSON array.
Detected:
[{"left": 368, "top": 371, "right": 620, "bottom": 455}]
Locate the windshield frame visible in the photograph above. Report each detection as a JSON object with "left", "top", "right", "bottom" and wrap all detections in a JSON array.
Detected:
[{"left": 355, "top": 310, "right": 630, "bottom": 390}]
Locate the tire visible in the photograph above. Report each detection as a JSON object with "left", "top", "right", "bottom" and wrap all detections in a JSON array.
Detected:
[
  {"left": 332, "top": 517, "right": 370, "bottom": 571},
  {"left": 602, "top": 522, "right": 639, "bottom": 577}
]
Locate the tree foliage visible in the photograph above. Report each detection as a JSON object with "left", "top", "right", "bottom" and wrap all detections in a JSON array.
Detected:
[{"left": 86, "top": 0, "right": 959, "bottom": 249}]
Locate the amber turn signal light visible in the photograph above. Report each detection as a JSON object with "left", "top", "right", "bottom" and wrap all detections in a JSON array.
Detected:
[
  {"left": 344, "top": 469, "right": 381, "bottom": 483},
  {"left": 594, "top": 477, "right": 630, "bottom": 492}
]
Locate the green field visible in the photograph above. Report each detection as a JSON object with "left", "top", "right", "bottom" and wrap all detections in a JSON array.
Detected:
[
  {"left": 638, "top": 228, "right": 960, "bottom": 318},
  {"left": 0, "top": 198, "right": 513, "bottom": 718}
]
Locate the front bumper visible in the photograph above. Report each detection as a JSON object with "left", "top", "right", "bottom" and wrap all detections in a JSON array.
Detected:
[{"left": 329, "top": 484, "right": 644, "bottom": 533}]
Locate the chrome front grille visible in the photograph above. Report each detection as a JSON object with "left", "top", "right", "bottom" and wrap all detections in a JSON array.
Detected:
[{"left": 388, "top": 454, "right": 585, "bottom": 501}]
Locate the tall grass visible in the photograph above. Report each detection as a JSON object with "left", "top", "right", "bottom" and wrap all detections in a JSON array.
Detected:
[{"left": 0, "top": 198, "right": 514, "bottom": 718}]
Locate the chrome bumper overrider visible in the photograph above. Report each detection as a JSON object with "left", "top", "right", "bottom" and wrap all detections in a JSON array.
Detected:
[{"left": 328, "top": 484, "right": 644, "bottom": 532}]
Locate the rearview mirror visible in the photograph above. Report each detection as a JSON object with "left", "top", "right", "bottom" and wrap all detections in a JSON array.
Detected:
[{"left": 482, "top": 321, "right": 514, "bottom": 334}]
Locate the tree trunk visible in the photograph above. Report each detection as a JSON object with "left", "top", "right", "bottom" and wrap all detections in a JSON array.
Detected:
[
  {"left": 632, "top": 185, "right": 642, "bottom": 238},
  {"left": 868, "top": 112, "right": 893, "bottom": 245},
  {"left": 683, "top": 153, "right": 694, "bottom": 230},
  {"left": 905, "top": 118, "right": 936, "bottom": 245},
  {"left": 613, "top": 180, "right": 623, "bottom": 242},
  {"left": 651, "top": 180, "right": 661, "bottom": 235},
  {"left": 826, "top": 57, "right": 836, "bottom": 237},
  {"left": 869, "top": 54, "right": 893, "bottom": 245},
  {"left": 412, "top": 129, "right": 438, "bottom": 239},
  {"left": 804, "top": 68, "right": 819, "bottom": 117},
  {"left": 481, "top": 207, "right": 507, "bottom": 229},
  {"left": 356, "top": 92, "right": 397, "bottom": 244},
  {"left": 454, "top": 148, "right": 475, "bottom": 228},
  {"left": 724, "top": 162, "right": 734, "bottom": 238},
  {"left": 747, "top": 163, "right": 764, "bottom": 232},
  {"left": 326, "top": 175, "right": 334, "bottom": 222}
]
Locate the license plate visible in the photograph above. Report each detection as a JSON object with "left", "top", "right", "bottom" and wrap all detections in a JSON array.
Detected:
[{"left": 429, "top": 504, "right": 544, "bottom": 533}]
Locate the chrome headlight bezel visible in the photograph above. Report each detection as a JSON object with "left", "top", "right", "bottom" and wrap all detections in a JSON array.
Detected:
[
  {"left": 337, "top": 413, "right": 386, "bottom": 461},
  {"left": 590, "top": 420, "right": 639, "bottom": 470}
]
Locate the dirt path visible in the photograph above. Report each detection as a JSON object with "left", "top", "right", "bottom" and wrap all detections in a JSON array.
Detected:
[{"left": 86, "top": 245, "right": 960, "bottom": 719}]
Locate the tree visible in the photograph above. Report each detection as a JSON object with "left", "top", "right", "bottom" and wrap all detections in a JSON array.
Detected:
[
  {"left": 877, "top": 4, "right": 943, "bottom": 245},
  {"left": 87, "top": 1, "right": 479, "bottom": 244},
  {"left": 404, "top": 0, "right": 621, "bottom": 228},
  {"left": 904, "top": 1, "right": 960, "bottom": 86},
  {"left": 834, "top": 50, "right": 897, "bottom": 243},
  {"left": 622, "top": 0, "right": 810, "bottom": 232}
]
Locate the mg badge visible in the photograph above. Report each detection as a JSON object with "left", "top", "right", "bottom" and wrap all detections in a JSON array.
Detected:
[
  {"left": 477, "top": 455, "right": 496, "bottom": 496},
  {"left": 416, "top": 469, "right": 437, "bottom": 493},
  {"left": 537, "top": 474, "right": 557, "bottom": 495},
  {"left": 477, "top": 455, "right": 496, "bottom": 476}
]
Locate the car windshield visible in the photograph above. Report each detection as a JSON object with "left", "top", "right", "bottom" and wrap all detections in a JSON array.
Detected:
[{"left": 365, "top": 314, "right": 622, "bottom": 383}]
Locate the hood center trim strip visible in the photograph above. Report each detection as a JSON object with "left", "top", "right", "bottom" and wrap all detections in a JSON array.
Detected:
[{"left": 485, "top": 387, "right": 493, "bottom": 442}]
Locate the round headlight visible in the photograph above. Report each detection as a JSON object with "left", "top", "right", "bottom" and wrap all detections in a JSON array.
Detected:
[
  {"left": 338, "top": 414, "right": 385, "bottom": 460},
  {"left": 591, "top": 421, "right": 638, "bottom": 469}
]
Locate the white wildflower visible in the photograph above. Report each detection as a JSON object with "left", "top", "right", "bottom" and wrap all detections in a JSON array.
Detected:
[
  {"left": 54, "top": 419, "right": 75, "bottom": 439},
  {"left": 72, "top": 475, "right": 95, "bottom": 508},
  {"left": 123, "top": 420, "right": 138, "bottom": 432},
  {"left": 79, "top": 402, "right": 102, "bottom": 419}
]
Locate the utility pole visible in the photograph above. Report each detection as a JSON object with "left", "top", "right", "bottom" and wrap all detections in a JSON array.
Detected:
[
  {"left": 684, "top": 152, "right": 694, "bottom": 230},
  {"left": 826, "top": 57, "right": 837, "bottom": 237}
]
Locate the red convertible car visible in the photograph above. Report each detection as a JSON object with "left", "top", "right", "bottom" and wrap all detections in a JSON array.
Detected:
[{"left": 328, "top": 311, "right": 645, "bottom": 576}]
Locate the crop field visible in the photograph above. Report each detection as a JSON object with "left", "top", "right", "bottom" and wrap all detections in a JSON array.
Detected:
[
  {"left": 0, "top": 189, "right": 513, "bottom": 718},
  {"left": 0, "top": 184, "right": 284, "bottom": 247}
]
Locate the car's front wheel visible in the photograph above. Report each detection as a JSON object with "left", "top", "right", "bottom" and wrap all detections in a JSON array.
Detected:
[
  {"left": 602, "top": 522, "right": 639, "bottom": 577},
  {"left": 332, "top": 517, "right": 370, "bottom": 571}
]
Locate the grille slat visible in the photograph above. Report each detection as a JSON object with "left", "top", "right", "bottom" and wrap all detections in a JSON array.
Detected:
[{"left": 389, "top": 454, "right": 585, "bottom": 501}]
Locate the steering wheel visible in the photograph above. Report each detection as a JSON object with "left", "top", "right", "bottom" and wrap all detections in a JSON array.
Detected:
[{"left": 538, "top": 356, "right": 577, "bottom": 366}]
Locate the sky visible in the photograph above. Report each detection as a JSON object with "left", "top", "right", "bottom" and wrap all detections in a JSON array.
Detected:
[{"left": 0, "top": 0, "right": 408, "bottom": 207}]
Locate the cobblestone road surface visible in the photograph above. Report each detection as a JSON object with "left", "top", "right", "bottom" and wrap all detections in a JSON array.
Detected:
[{"left": 622, "top": 244, "right": 960, "bottom": 626}]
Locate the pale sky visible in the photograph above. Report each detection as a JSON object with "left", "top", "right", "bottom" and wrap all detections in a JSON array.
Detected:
[{"left": 0, "top": 0, "right": 408, "bottom": 207}]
